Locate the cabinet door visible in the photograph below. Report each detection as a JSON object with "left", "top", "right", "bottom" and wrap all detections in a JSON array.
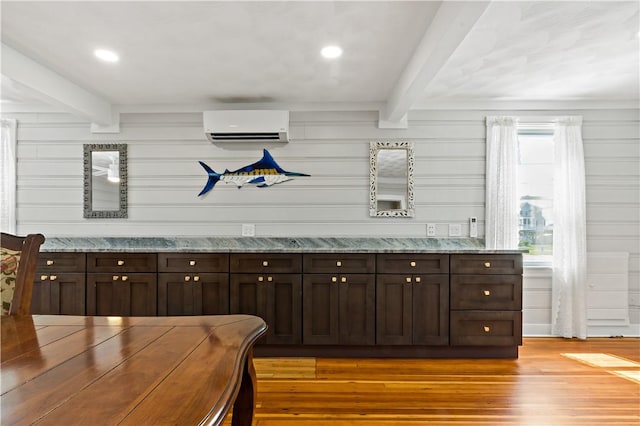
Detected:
[
  {"left": 412, "top": 274, "right": 449, "bottom": 345},
  {"left": 158, "top": 273, "right": 229, "bottom": 316},
  {"left": 376, "top": 275, "right": 412, "bottom": 345},
  {"left": 302, "top": 274, "right": 339, "bottom": 345},
  {"left": 87, "top": 273, "right": 157, "bottom": 316},
  {"left": 339, "top": 274, "right": 375, "bottom": 345},
  {"left": 32, "top": 274, "right": 86, "bottom": 315},
  {"left": 230, "top": 274, "right": 301, "bottom": 345}
]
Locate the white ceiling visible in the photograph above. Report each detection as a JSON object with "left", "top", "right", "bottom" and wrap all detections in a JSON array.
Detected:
[{"left": 1, "top": 1, "right": 638, "bottom": 125}]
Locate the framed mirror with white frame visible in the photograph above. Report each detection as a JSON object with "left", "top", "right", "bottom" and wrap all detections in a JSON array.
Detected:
[
  {"left": 83, "top": 143, "right": 127, "bottom": 218},
  {"left": 369, "top": 140, "right": 415, "bottom": 217}
]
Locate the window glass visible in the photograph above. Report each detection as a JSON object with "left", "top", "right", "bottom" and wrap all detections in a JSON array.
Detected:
[{"left": 517, "top": 130, "right": 554, "bottom": 265}]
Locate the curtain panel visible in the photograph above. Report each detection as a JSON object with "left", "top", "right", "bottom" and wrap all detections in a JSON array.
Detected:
[
  {"left": 485, "top": 116, "right": 519, "bottom": 250},
  {"left": 1, "top": 118, "right": 17, "bottom": 234},
  {"left": 552, "top": 116, "right": 588, "bottom": 339}
]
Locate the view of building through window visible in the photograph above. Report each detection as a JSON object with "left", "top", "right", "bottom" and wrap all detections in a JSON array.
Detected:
[{"left": 517, "top": 129, "right": 554, "bottom": 262}]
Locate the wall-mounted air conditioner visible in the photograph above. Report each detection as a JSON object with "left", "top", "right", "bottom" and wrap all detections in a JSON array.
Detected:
[{"left": 203, "top": 110, "right": 289, "bottom": 143}]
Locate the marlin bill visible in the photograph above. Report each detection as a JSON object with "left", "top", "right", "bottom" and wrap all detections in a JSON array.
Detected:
[{"left": 198, "top": 149, "right": 309, "bottom": 196}]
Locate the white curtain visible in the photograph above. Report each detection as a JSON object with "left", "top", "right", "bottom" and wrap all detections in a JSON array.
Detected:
[
  {"left": 485, "top": 116, "right": 519, "bottom": 249},
  {"left": 552, "top": 116, "right": 587, "bottom": 339},
  {"left": 1, "top": 118, "right": 17, "bottom": 234}
]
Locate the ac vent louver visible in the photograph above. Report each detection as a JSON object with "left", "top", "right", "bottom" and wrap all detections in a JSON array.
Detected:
[{"left": 203, "top": 110, "right": 289, "bottom": 143}]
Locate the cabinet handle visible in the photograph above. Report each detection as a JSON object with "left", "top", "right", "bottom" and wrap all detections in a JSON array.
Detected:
[
  {"left": 258, "top": 276, "right": 264, "bottom": 282},
  {"left": 117, "top": 260, "right": 125, "bottom": 266},
  {"left": 483, "top": 290, "right": 491, "bottom": 296},
  {"left": 405, "top": 277, "right": 412, "bottom": 283},
  {"left": 415, "top": 277, "right": 421, "bottom": 283},
  {"left": 184, "top": 275, "right": 191, "bottom": 282},
  {"left": 262, "top": 260, "right": 269, "bottom": 267},
  {"left": 336, "top": 261, "right": 342, "bottom": 267},
  {"left": 41, "top": 275, "right": 48, "bottom": 281},
  {"left": 484, "top": 262, "right": 491, "bottom": 268},
  {"left": 194, "top": 276, "right": 200, "bottom": 282},
  {"left": 410, "top": 261, "right": 416, "bottom": 267},
  {"left": 341, "top": 276, "right": 347, "bottom": 283},
  {"left": 189, "top": 260, "right": 196, "bottom": 266},
  {"left": 122, "top": 276, "right": 128, "bottom": 281},
  {"left": 46, "top": 259, "right": 54, "bottom": 266},
  {"left": 331, "top": 276, "right": 337, "bottom": 282},
  {"left": 112, "top": 275, "right": 119, "bottom": 281},
  {"left": 267, "top": 276, "right": 273, "bottom": 282},
  {"left": 50, "top": 275, "right": 57, "bottom": 281},
  {"left": 483, "top": 326, "right": 491, "bottom": 333}
]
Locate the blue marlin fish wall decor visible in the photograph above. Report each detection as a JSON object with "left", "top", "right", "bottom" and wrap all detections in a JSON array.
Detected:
[{"left": 198, "top": 149, "right": 310, "bottom": 196}]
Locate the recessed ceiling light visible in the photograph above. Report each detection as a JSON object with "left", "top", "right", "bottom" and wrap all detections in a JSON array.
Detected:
[
  {"left": 321, "top": 45, "right": 343, "bottom": 59},
  {"left": 94, "top": 49, "right": 119, "bottom": 63}
]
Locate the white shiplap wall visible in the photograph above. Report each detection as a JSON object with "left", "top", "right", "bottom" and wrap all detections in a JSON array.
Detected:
[{"left": 5, "top": 107, "right": 639, "bottom": 335}]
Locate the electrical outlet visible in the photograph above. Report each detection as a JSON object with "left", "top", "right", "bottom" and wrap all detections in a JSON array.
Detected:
[
  {"left": 469, "top": 217, "right": 478, "bottom": 238},
  {"left": 449, "top": 223, "right": 462, "bottom": 237},
  {"left": 426, "top": 223, "right": 436, "bottom": 237},
  {"left": 241, "top": 224, "right": 255, "bottom": 237}
]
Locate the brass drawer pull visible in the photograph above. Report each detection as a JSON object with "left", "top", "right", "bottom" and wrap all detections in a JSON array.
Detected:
[
  {"left": 112, "top": 275, "right": 119, "bottom": 281},
  {"left": 483, "top": 326, "right": 491, "bottom": 333},
  {"left": 484, "top": 262, "right": 491, "bottom": 268},
  {"left": 41, "top": 275, "right": 48, "bottom": 281},
  {"left": 336, "top": 261, "right": 342, "bottom": 267},
  {"left": 122, "top": 276, "right": 128, "bottom": 281},
  {"left": 415, "top": 277, "right": 421, "bottom": 283},
  {"left": 189, "top": 260, "right": 196, "bottom": 266},
  {"left": 258, "top": 276, "right": 264, "bottom": 282},
  {"left": 267, "top": 276, "right": 273, "bottom": 282},
  {"left": 262, "top": 260, "right": 269, "bottom": 267},
  {"left": 50, "top": 275, "right": 57, "bottom": 281},
  {"left": 184, "top": 275, "right": 191, "bottom": 282},
  {"left": 410, "top": 261, "right": 416, "bottom": 267},
  {"left": 341, "top": 276, "right": 347, "bottom": 283},
  {"left": 483, "top": 290, "right": 491, "bottom": 296},
  {"left": 194, "top": 276, "right": 200, "bottom": 282},
  {"left": 405, "top": 277, "right": 412, "bottom": 283},
  {"left": 331, "top": 276, "right": 337, "bottom": 282},
  {"left": 117, "top": 260, "right": 125, "bottom": 266},
  {"left": 46, "top": 259, "right": 54, "bottom": 266}
]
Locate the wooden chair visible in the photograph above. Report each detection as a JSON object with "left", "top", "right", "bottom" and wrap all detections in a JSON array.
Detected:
[{"left": 1, "top": 232, "right": 45, "bottom": 316}]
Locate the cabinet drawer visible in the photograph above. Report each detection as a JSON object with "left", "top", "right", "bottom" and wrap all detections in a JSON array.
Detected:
[
  {"left": 158, "top": 253, "right": 229, "bottom": 272},
  {"left": 37, "top": 253, "right": 85, "bottom": 272},
  {"left": 230, "top": 253, "right": 302, "bottom": 273},
  {"left": 87, "top": 253, "right": 157, "bottom": 272},
  {"left": 450, "top": 275, "right": 522, "bottom": 310},
  {"left": 303, "top": 253, "right": 375, "bottom": 274},
  {"left": 377, "top": 254, "right": 448, "bottom": 274},
  {"left": 451, "top": 254, "right": 522, "bottom": 275},
  {"left": 450, "top": 311, "right": 522, "bottom": 346}
]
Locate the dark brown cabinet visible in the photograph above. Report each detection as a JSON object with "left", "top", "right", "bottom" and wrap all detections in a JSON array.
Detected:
[
  {"left": 449, "top": 254, "right": 523, "bottom": 346},
  {"left": 230, "top": 254, "right": 302, "bottom": 344},
  {"left": 86, "top": 253, "right": 157, "bottom": 316},
  {"left": 302, "top": 254, "right": 375, "bottom": 345},
  {"left": 376, "top": 254, "right": 449, "bottom": 345},
  {"left": 32, "top": 253, "right": 86, "bottom": 315},
  {"left": 157, "top": 253, "right": 229, "bottom": 315}
]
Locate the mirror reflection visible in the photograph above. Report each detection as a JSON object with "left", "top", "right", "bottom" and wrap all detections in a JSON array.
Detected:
[
  {"left": 369, "top": 141, "right": 414, "bottom": 217},
  {"left": 84, "top": 144, "right": 127, "bottom": 218}
]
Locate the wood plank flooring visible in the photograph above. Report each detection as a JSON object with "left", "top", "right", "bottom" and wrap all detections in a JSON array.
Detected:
[{"left": 227, "top": 338, "right": 640, "bottom": 425}]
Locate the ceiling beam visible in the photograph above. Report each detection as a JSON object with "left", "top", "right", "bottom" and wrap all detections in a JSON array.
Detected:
[
  {"left": 1, "top": 43, "right": 114, "bottom": 126},
  {"left": 379, "top": 1, "right": 491, "bottom": 127}
]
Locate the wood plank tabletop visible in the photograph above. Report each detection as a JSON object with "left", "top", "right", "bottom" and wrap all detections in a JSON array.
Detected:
[{"left": 1, "top": 314, "right": 267, "bottom": 426}]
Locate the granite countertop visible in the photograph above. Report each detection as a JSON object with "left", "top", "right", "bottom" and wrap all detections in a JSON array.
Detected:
[{"left": 41, "top": 237, "right": 521, "bottom": 254}]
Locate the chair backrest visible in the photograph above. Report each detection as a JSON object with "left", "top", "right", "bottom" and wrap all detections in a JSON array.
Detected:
[{"left": 1, "top": 233, "right": 45, "bottom": 316}]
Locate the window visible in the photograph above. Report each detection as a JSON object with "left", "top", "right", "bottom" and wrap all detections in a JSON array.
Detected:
[{"left": 517, "top": 128, "right": 554, "bottom": 265}]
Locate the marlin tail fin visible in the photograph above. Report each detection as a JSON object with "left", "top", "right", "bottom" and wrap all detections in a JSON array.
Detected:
[{"left": 198, "top": 161, "right": 221, "bottom": 196}]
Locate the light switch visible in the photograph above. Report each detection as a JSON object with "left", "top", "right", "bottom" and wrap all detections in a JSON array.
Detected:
[
  {"left": 449, "top": 223, "right": 462, "bottom": 237},
  {"left": 241, "top": 224, "right": 255, "bottom": 237}
]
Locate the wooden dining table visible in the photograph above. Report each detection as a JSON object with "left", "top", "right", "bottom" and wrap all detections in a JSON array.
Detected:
[{"left": 1, "top": 314, "right": 267, "bottom": 426}]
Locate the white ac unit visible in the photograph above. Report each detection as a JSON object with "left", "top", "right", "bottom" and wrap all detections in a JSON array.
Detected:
[{"left": 203, "top": 110, "right": 289, "bottom": 143}]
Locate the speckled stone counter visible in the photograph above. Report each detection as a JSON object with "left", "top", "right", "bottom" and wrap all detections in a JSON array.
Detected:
[{"left": 41, "top": 237, "right": 520, "bottom": 254}]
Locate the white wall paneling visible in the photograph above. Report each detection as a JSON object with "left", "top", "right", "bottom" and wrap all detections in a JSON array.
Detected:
[{"left": 4, "top": 107, "right": 638, "bottom": 336}]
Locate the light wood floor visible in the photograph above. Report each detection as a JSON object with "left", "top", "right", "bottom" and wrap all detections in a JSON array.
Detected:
[{"left": 228, "top": 338, "right": 640, "bottom": 425}]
